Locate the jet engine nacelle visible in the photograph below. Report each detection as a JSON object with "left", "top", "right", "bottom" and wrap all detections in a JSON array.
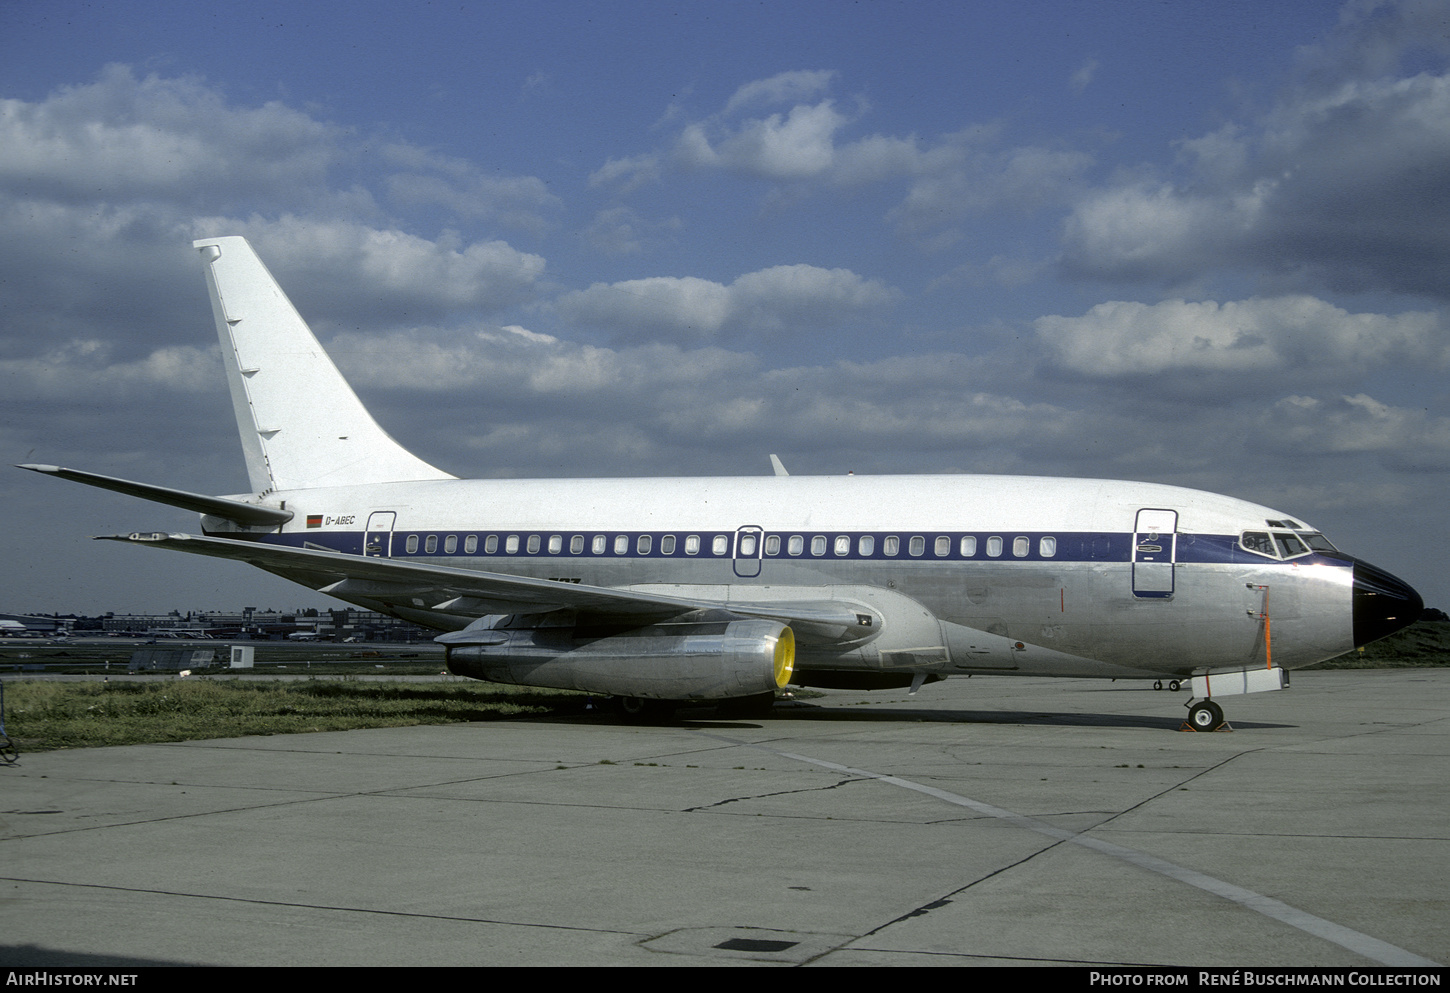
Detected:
[{"left": 443, "top": 616, "right": 795, "bottom": 701}]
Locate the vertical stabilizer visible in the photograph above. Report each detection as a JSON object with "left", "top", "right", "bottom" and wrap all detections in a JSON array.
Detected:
[{"left": 194, "top": 237, "right": 454, "bottom": 492}]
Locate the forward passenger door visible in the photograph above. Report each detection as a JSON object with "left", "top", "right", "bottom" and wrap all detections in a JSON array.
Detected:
[{"left": 1132, "top": 508, "right": 1178, "bottom": 598}]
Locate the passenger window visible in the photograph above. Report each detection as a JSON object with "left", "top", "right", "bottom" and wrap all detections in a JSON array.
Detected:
[
  {"left": 934, "top": 536, "right": 950, "bottom": 557},
  {"left": 406, "top": 535, "right": 419, "bottom": 554},
  {"left": 614, "top": 535, "right": 628, "bottom": 555},
  {"left": 859, "top": 535, "right": 874, "bottom": 556},
  {"left": 526, "top": 535, "right": 540, "bottom": 554},
  {"left": 1039, "top": 536, "right": 1056, "bottom": 558},
  {"left": 506, "top": 535, "right": 520, "bottom": 554},
  {"left": 834, "top": 535, "right": 850, "bottom": 556},
  {"left": 986, "top": 536, "right": 1002, "bottom": 557},
  {"left": 637, "top": 535, "right": 652, "bottom": 555},
  {"left": 764, "top": 535, "right": 780, "bottom": 556},
  {"left": 960, "top": 536, "right": 977, "bottom": 557},
  {"left": 909, "top": 536, "right": 925, "bottom": 557},
  {"left": 884, "top": 536, "right": 899, "bottom": 556},
  {"left": 547, "top": 535, "right": 562, "bottom": 554},
  {"left": 465, "top": 535, "right": 478, "bottom": 554},
  {"left": 712, "top": 535, "right": 729, "bottom": 555},
  {"left": 685, "top": 534, "right": 701, "bottom": 555},
  {"left": 570, "top": 535, "right": 584, "bottom": 554},
  {"left": 661, "top": 535, "right": 676, "bottom": 554},
  {"left": 485, "top": 535, "right": 499, "bottom": 554},
  {"left": 444, "top": 535, "right": 458, "bottom": 554},
  {"left": 811, "top": 535, "right": 827, "bottom": 556},
  {"left": 1013, "top": 536, "right": 1029, "bottom": 557},
  {"left": 740, "top": 534, "right": 758, "bottom": 557},
  {"left": 592, "top": 534, "right": 606, "bottom": 554},
  {"left": 425, "top": 535, "right": 438, "bottom": 554},
  {"left": 789, "top": 535, "right": 804, "bottom": 555}
]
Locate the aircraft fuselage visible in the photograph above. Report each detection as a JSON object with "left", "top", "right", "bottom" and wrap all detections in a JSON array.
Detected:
[{"left": 204, "top": 472, "right": 1403, "bottom": 681}]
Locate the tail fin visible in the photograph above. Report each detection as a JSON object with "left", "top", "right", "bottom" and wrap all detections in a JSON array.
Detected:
[{"left": 194, "top": 237, "right": 454, "bottom": 492}]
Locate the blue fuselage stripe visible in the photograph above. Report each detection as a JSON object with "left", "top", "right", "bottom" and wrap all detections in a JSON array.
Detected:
[{"left": 245, "top": 528, "right": 1341, "bottom": 569}]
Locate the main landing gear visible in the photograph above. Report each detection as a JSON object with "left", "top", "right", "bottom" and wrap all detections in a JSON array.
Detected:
[
  {"left": 614, "top": 696, "right": 678, "bottom": 722},
  {"left": 613, "top": 691, "right": 778, "bottom": 723}
]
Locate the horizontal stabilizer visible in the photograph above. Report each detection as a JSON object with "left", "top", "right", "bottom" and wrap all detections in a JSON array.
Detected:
[{"left": 17, "top": 465, "right": 292, "bottom": 527}]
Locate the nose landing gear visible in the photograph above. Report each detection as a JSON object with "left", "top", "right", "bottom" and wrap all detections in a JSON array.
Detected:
[{"left": 1185, "top": 698, "right": 1226, "bottom": 732}]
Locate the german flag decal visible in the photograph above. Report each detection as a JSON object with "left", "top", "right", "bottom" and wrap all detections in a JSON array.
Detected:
[{"left": 306, "top": 515, "right": 323, "bottom": 528}]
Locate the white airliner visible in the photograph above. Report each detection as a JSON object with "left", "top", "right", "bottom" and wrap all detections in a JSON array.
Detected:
[{"left": 19, "top": 237, "right": 1423, "bottom": 729}]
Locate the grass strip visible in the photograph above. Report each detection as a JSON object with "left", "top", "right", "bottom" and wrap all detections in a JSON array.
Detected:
[{"left": 1, "top": 678, "right": 588, "bottom": 752}]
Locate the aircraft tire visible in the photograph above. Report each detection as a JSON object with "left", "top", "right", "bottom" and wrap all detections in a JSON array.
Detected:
[
  {"left": 1188, "top": 700, "right": 1223, "bottom": 732},
  {"left": 716, "top": 691, "right": 776, "bottom": 718},
  {"left": 614, "top": 696, "right": 677, "bottom": 723}
]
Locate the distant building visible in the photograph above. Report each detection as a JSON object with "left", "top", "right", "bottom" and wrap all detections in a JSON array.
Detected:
[
  {"left": 0, "top": 613, "right": 64, "bottom": 635},
  {"left": 93, "top": 607, "right": 429, "bottom": 642}
]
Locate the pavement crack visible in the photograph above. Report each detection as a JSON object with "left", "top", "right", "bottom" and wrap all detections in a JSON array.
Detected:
[{"left": 684, "top": 775, "right": 858, "bottom": 811}]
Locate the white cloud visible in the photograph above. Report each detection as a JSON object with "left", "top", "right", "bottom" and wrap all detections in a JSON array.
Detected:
[
  {"left": 580, "top": 206, "right": 681, "bottom": 255},
  {"left": 1035, "top": 296, "right": 1444, "bottom": 377},
  {"left": 1263, "top": 393, "right": 1450, "bottom": 469},
  {"left": 555, "top": 264, "right": 897, "bottom": 340},
  {"left": 0, "top": 340, "right": 220, "bottom": 400},
  {"left": 588, "top": 153, "right": 660, "bottom": 192},
  {"left": 591, "top": 70, "right": 1090, "bottom": 253},
  {"left": 1061, "top": 41, "right": 1450, "bottom": 296},
  {"left": 0, "top": 64, "right": 341, "bottom": 207},
  {"left": 382, "top": 143, "right": 562, "bottom": 234},
  {"left": 1069, "top": 58, "right": 1099, "bottom": 95},
  {"left": 890, "top": 132, "right": 1092, "bottom": 240},
  {"left": 722, "top": 70, "right": 836, "bottom": 115},
  {"left": 677, "top": 100, "right": 849, "bottom": 179},
  {"left": 193, "top": 215, "right": 547, "bottom": 322},
  {"left": 329, "top": 327, "right": 751, "bottom": 397}
]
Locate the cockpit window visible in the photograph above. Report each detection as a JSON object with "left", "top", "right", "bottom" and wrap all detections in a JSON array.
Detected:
[
  {"left": 1274, "top": 533, "right": 1308, "bottom": 558},
  {"left": 1240, "top": 531, "right": 1276, "bottom": 557},
  {"left": 1242, "top": 529, "right": 1325, "bottom": 560}
]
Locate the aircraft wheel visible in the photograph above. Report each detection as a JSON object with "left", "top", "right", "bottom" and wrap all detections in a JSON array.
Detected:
[
  {"left": 614, "top": 696, "right": 677, "bottom": 723},
  {"left": 1188, "top": 700, "right": 1224, "bottom": 732},
  {"left": 1154, "top": 680, "right": 1163, "bottom": 691},
  {"left": 716, "top": 691, "right": 776, "bottom": 718},
  {"left": 1169, "top": 679, "right": 1182, "bottom": 692}
]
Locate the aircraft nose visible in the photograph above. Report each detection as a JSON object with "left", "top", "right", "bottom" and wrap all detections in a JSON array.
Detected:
[{"left": 1352, "top": 560, "right": 1423, "bottom": 648}]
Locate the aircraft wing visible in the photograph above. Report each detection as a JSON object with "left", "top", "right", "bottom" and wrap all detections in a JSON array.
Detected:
[{"left": 101, "top": 532, "right": 874, "bottom": 640}]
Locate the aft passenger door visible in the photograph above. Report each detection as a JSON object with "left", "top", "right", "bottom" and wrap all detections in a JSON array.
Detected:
[
  {"left": 1132, "top": 508, "right": 1177, "bottom": 598},
  {"left": 364, "top": 511, "right": 396, "bottom": 557}
]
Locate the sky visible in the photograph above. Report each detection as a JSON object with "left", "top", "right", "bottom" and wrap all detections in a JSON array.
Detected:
[{"left": 2, "top": 0, "right": 1449, "bottom": 615}]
